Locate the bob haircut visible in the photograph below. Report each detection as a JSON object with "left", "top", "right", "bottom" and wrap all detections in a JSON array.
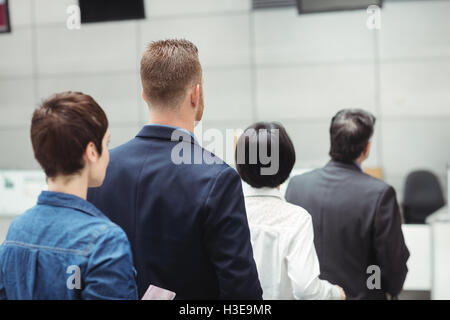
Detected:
[{"left": 235, "top": 122, "right": 296, "bottom": 188}]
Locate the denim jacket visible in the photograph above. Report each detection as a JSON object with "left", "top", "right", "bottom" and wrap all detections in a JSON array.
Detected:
[{"left": 0, "top": 191, "right": 138, "bottom": 300}]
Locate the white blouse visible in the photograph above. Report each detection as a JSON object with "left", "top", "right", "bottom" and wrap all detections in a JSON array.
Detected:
[{"left": 243, "top": 184, "right": 341, "bottom": 300}]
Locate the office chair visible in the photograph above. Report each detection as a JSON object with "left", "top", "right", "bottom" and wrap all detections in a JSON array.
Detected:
[{"left": 402, "top": 170, "right": 446, "bottom": 224}]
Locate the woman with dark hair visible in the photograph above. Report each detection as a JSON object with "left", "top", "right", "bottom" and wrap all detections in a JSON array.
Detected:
[
  {"left": 235, "top": 121, "right": 345, "bottom": 300},
  {"left": 0, "top": 92, "right": 137, "bottom": 300}
]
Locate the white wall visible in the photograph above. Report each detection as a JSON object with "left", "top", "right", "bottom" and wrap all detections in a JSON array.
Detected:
[
  {"left": 0, "top": 217, "right": 12, "bottom": 243},
  {"left": 0, "top": 0, "right": 449, "bottom": 203}
]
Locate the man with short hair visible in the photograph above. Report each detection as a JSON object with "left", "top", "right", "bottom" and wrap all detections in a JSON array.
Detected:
[
  {"left": 88, "top": 39, "right": 262, "bottom": 299},
  {"left": 286, "top": 109, "right": 409, "bottom": 300}
]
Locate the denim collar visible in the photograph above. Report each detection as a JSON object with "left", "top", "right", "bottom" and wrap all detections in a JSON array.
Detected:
[
  {"left": 136, "top": 124, "right": 199, "bottom": 146},
  {"left": 37, "top": 191, "right": 107, "bottom": 219}
]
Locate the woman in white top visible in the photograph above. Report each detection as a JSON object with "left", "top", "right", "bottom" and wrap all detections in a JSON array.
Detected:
[{"left": 235, "top": 121, "right": 345, "bottom": 300}]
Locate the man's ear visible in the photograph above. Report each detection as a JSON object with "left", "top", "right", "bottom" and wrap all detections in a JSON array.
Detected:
[
  {"left": 190, "top": 84, "right": 200, "bottom": 108},
  {"left": 141, "top": 90, "right": 147, "bottom": 103},
  {"left": 364, "top": 141, "right": 372, "bottom": 157}
]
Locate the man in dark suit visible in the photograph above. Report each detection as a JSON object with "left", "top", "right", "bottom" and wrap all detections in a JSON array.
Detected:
[
  {"left": 285, "top": 109, "right": 409, "bottom": 300},
  {"left": 88, "top": 39, "right": 262, "bottom": 299}
]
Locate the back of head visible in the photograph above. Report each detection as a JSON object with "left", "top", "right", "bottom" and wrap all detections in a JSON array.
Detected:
[
  {"left": 329, "top": 109, "right": 376, "bottom": 164},
  {"left": 235, "top": 122, "right": 296, "bottom": 188},
  {"left": 140, "top": 39, "right": 202, "bottom": 109},
  {"left": 30, "top": 91, "right": 108, "bottom": 178}
]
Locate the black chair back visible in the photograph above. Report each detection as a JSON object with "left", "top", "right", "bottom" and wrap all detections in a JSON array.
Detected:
[{"left": 403, "top": 170, "right": 445, "bottom": 224}]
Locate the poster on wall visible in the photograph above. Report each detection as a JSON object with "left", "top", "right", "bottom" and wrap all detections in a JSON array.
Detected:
[
  {"left": 0, "top": 0, "right": 10, "bottom": 33},
  {"left": 0, "top": 170, "right": 47, "bottom": 216}
]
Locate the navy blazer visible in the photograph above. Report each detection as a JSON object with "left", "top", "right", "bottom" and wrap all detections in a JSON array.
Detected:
[{"left": 88, "top": 125, "right": 262, "bottom": 300}]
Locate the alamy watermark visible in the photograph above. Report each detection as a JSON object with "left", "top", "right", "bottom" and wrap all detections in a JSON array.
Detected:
[
  {"left": 366, "top": 265, "right": 381, "bottom": 290},
  {"left": 169, "top": 122, "right": 280, "bottom": 176},
  {"left": 66, "top": 265, "right": 81, "bottom": 290},
  {"left": 66, "top": 4, "right": 81, "bottom": 30},
  {"left": 366, "top": 5, "right": 381, "bottom": 30}
]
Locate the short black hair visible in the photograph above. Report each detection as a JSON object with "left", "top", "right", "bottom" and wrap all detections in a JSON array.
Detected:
[
  {"left": 235, "top": 122, "right": 296, "bottom": 188},
  {"left": 329, "top": 109, "right": 376, "bottom": 164}
]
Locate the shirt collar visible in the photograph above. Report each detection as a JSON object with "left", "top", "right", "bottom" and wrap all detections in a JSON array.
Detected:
[
  {"left": 243, "top": 183, "right": 284, "bottom": 200},
  {"left": 353, "top": 161, "right": 363, "bottom": 172},
  {"left": 37, "top": 191, "right": 107, "bottom": 219},
  {"left": 137, "top": 124, "right": 199, "bottom": 146}
]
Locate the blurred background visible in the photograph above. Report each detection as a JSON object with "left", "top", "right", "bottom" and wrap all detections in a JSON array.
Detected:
[{"left": 0, "top": 0, "right": 449, "bottom": 299}]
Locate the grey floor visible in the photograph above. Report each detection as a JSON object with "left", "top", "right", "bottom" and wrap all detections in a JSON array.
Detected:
[{"left": 398, "top": 290, "right": 431, "bottom": 300}]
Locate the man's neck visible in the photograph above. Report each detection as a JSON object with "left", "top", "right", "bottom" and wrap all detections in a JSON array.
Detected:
[
  {"left": 148, "top": 111, "right": 195, "bottom": 134},
  {"left": 353, "top": 156, "right": 365, "bottom": 171}
]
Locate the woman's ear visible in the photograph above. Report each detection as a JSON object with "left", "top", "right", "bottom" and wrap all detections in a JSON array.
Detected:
[{"left": 84, "top": 142, "right": 99, "bottom": 164}]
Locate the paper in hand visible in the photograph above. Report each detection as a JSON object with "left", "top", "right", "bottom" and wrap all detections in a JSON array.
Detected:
[{"left": 141, "top": 285, "right": 176, "bottom": 300}]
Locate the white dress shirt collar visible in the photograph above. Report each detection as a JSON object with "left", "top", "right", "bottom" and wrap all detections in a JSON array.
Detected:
[{"left": 242, "top": 184, "right": 283, "bottom": 200}]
